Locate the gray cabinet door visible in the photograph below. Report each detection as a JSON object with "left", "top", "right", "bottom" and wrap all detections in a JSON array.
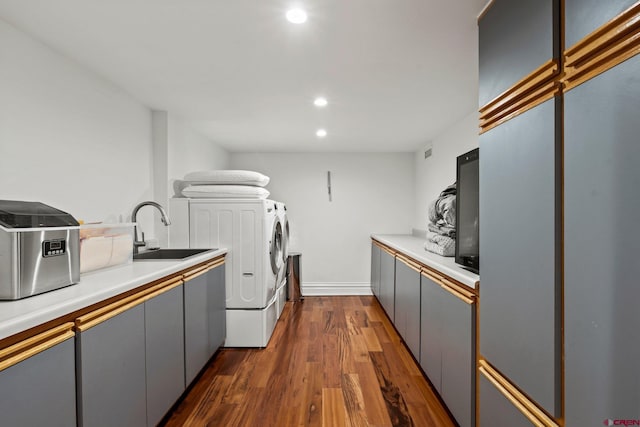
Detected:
[
  {"left": 479, "top": 98, "right": 561, "bottom": 417},
  {"left": 145, "top": 284, "right": 186, "bottom": 427},
  {"left": 371, "top": 243, "right": 381, "bottom": 297},
  {"left": 184, "top": 271, "right": 210, "bottom": 384},
  {"left": 441, "top": 291, "right": 476, "bottom": 427},
  {"left": 379, "top": 250, "right": 395, "bottom": 321},
  {"left": 479, "top": 0, "right": 558, "bottom": 106},
  {"left": 420, "top": 274, "right": 442, "bottom": 393},
  {"left": 394, "top": 258, "right": 421, "bottom": 359},
  {"left": 0, "top": 337, "right": 76, "bottom": 427},
  {"left": 564, "top": 55, "right": 640, "bottom": 425},
  {"left": 77, "top": 304, "right": 147, "bottom": 427},
  {"left": 208, "top": 263, "right": 226, "bottom": 353},
  {"left": 565, "top": 0, "right": 636, "bottom": 48},
  {"left": 480, "top": 375, "right": 535, "bottom": 427}
]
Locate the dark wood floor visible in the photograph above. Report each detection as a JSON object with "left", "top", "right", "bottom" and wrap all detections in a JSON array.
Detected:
[{"left": 163, "top": 296, "right": 454, "bottom": 426}]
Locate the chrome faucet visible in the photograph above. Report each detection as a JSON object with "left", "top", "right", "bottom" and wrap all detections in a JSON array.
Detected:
[{"left": 131, "top": 201, "right": 171, "bottom": 254}]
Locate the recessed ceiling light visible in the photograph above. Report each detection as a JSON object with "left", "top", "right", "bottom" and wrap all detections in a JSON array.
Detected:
[
  {"left": 286, "top": 8, "right": 307, "bottom": 24},
  {"left": 316, "top": 129, "right": 327, "bottom": 138},
  {"left": 313, "top": 97, "right": 328, "bottom": 107}
]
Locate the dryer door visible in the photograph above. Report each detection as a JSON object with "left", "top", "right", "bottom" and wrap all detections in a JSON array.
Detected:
[{"left": 270, "top": 219, "right": 283, "bottom": 275}]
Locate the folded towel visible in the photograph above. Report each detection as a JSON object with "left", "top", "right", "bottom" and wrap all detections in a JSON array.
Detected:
[
  {"left": 424, "top": 231, "right": 456, "bottom": 257},
  {"left": 428, "top": 222, "right": 456, "bottom": 239}
]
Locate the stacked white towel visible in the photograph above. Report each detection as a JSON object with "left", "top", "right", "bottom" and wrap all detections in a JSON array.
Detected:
[
  {"left": 174, "top": 170, "right": 271, "bottom": 199},
  {"left": 424, "top": 183, "right": 456, "bottom": 257}
]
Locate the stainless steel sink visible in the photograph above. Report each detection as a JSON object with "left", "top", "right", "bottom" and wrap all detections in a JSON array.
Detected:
[{"left": 133, "top": 248, "right": 215, "bottom": 261}]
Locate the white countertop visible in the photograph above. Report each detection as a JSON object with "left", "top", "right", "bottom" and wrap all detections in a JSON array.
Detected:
[
  {"left": 372, "top": 234, "right": 479, "bottom": 290},
  {"left": 0, "top": 248, "right": 227, "bottom": 341}
]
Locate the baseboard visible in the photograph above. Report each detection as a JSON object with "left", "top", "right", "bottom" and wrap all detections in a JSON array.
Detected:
[{"left": 301, "top": 282, "right": 373, "bottom": 296}]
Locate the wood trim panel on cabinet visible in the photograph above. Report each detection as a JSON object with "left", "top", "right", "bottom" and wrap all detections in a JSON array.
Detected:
[
  {"left": 206, "top": 256, "right": 225, "bottom": 270},
  {"left": 396, "top": 254, "right": 422, "bottom": 273},
  {"left": 76, "top": 277, "right": 184, "bottom": 332},
  {"left": 420, "top": 269, "right": 476, "bottom": 305},
  {"left": 564, "top": 2, "right": 640, "bottom": 91},
  {"left": 0, "top": 322, "right": 74, "bottom": 372},
  {"left": 479, "top": 60, "right": 560, "bottom": 133},
  {"left": 479, "top": 359, "right": 559, "bottom": 427}
]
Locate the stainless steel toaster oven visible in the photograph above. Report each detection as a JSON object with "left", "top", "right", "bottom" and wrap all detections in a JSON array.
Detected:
[{"left": 0, "top": 200, "right": 80, "bottom": 300}]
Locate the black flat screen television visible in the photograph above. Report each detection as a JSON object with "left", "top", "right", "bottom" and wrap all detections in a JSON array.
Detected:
[{"left": 455, "top": 148, "right": 479, "bottom": 273}]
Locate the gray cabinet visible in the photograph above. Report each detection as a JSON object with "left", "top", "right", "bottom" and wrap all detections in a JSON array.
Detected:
[
  {"left": 184, "top": 262, "right": 226, "bottom": 384},
  {"left": 564, "top": 54, "right": 640, "bottom": 425},
  {"left": 479, "top": 374, "right": 535, "bottom": 427},
  {"left": 370, "top": 242, "right": 381, "bottom": 297},
  {"left": 479, "top": 98, "right": 561, "bottom": 417},
  {"left": 0, "top": 334, "right": 76, "bottom": 427},
  {"left": 565, "top": 0, "right": 636, "bottom": 48},
  {"left": 441, "top": 286, "right": 475, "bottom": 427},
  {"left": 479, "top": 0, "right": 558, "bottom": 106},
  {"left": 77, "top": 303, "right": 147, "bottom": 427},
  {"left": 394, "top": 256, "right": 421, "bottom": 359},
  {"left": 378, "top": 249, "right": 395, "bottom": 321},
  {"left": 420, "top": 273, "right": 442, "bottom": 393},
  {"left": 145, "top": 283, "right": 186, "bottom": 426},
  {"left": 420, "top": 272, "right": 476, "bottom": 427}
]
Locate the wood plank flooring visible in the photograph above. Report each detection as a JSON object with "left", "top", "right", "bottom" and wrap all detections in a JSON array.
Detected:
[{"left": 163, "top": 296, "right": 454, "bottom": 427}]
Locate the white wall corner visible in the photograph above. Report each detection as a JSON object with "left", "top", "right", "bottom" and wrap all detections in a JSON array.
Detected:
[{"left": 301, "top": 282, "right": 373, "bottom": 296}]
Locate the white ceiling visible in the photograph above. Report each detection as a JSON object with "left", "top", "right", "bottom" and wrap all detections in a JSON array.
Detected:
[{"left": 0, "top": 0, "right": 486, "bottom": 152}]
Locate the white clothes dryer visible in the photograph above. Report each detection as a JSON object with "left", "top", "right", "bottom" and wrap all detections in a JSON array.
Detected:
[{"left": 188, "top": 199, "right": 281, "bottom": 309}]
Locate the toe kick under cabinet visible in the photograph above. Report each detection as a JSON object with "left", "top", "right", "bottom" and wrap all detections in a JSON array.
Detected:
[{"left": 371, "top": 238, "right": 478, "bottom": 427}]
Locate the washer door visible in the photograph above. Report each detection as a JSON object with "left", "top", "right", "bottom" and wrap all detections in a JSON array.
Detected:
[
  {"left": 270, "top": 219, "right": 283, "bottom": 275},
  {"left": 281, "top": 218, "right": 290, "bottom": 264}
]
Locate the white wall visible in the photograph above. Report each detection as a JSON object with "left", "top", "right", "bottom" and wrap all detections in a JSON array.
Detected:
[
  {"left": 230, "top": 153, "right": 414, "bottom": 295},
  {"left": 152, "top": 112, "right": 230, "bottom": 245},
  {"left": 413, "top": 111, "right": 479, "bottom": 231},
  {"left": 0, "top": 18, "right": 152, "bottom": 226}
]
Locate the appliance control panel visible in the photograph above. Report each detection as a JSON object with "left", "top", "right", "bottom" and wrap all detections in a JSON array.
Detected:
[{"left": 42, "top": 239, "right": 67, "bottom": 257}]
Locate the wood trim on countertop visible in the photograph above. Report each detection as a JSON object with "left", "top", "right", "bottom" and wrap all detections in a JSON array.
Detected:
[
  {"left": 0, "top": 322, "right": 74, "bottom": 372},
  {"left": 479, "top": 359, "right": 559, "bottom": 426}
]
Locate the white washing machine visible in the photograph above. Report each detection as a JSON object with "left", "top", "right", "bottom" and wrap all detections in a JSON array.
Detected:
[
  {"left": 170, "top": 198, "right": 284, "bottom": 347},
  {"left": 274, "top": 202, "right": 289, "bottom": 318}
]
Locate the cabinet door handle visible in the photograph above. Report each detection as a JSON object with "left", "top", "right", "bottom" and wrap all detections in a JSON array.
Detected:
[{"left": 0, "top": 323, "right": 74, "bottom": 372}]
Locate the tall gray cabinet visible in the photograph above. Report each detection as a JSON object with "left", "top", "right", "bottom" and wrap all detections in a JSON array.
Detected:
[
  {"left": 479, "top": 0, "right": 562, "bottom": 421},
  {"left": 479, "top": 0, "right": 640, "bottom": 425},
  {"left": 564, "top": 19, "right": 640, "bottom": 424}
]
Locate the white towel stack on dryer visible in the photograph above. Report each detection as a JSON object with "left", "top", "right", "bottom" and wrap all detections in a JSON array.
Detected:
[{"left": 169, "top": 170, "right": 290, "bottom": 348}]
